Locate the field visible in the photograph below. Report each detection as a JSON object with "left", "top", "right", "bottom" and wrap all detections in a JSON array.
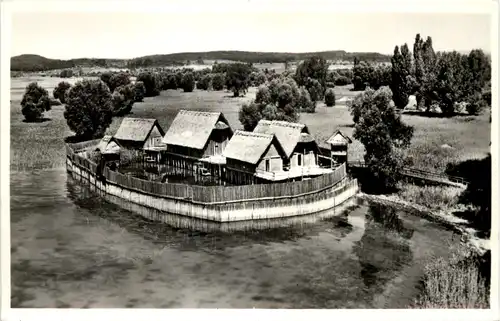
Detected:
[{"left": 10, "top": 77, "right": 491, "bottom": 174}]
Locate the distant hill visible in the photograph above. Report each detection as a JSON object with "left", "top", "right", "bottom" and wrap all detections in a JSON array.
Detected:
[
  {"left": 11, "top": 50, "right": 391, "bottom": 72},
  {"left": 11, "top": 54, "right": 128, "bottom": 72},
  {"left": 127, "top": 50, "right": 390, "bottom": 67}
]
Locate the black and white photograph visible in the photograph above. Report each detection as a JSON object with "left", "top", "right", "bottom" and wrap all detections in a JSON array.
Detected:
[{"left": 0, "top": 0, "right": 497, "bottom": 318}]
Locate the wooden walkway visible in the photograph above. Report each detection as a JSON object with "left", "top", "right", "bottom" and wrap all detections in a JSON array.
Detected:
[{"left": 347, "top": 160, "right": 469, "bottom": 187}]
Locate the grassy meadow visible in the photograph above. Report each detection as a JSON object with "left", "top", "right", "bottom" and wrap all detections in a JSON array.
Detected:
[{"left": 10, "top": 77, "right": 491, "bottom": 174}]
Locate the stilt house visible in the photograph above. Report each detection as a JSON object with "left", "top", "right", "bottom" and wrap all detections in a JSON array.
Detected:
[
  {"left": 113, "top": 117, "right": 165, "bottom": 162},
  {"left": 253, "top": 120, "right": 322, "bottom": 175},
  {"left": 114, "top": 118, "right": 165, "bottom": 149},
  {"left": 222, "top": 130, "right": 287, "bottom": 184},
  {"left": 95, "top": 135, "right": 121, "bottom": 162},
  {"left": 162, "top": 110, "right": 233, "bottom": 163},
  {"left": 326, "top": 130, "right": 352, "bottom": 166}
]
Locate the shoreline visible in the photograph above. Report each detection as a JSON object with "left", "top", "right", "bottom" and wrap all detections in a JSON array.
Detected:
[{"left": 357, "top": 192, "right": 489, "bottom": 256}]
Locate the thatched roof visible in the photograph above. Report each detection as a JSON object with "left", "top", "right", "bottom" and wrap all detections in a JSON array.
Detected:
[
  {"left": 114, "top": 118, "right": 165, "bottom": 143},
  {"left": 162, "top": 110, "right": 233, "bottom": 150},
  {"left": 223, "top": 130, "right": 285, "bottom": 165},
  {"left": 96, "top": 135, "right": 121, "bottom": 154},
  {"left": 299, "top": 132, "right": 315, "bottom": 143},
  {"left": 253, "top": 120, "right": 312, "bottom": 157},
  {"left": 326, "top": 130, "right": 352, "bottom": 145}
]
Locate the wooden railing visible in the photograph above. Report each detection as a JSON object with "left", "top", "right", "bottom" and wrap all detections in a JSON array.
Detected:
[
  {"left": 348, "top": 160, "right": 469, "bottom": 185},
  {"left": 67, "top": 143, "right": 348, "bottom": 204}
]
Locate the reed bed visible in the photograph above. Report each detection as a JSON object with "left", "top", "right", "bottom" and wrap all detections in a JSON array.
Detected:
[
  {"left": 413, "top": 247, "right": 489, "bottom": 309},
  {"left": 396, "top": 183, "right": 464, "bottom": 212}
]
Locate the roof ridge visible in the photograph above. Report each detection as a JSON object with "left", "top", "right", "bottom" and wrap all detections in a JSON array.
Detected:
[
  {"left": 235, "top": 130, "right": 273, "bottom": 139},
  {"left": 122, "top": 117, "right": 156, "bottom": 121},
  {"left": 270, "top": 120, "right": 305, "bottom": 128},
  {"left": 179, "top": 110, "right": 221, "bottom": 116}
]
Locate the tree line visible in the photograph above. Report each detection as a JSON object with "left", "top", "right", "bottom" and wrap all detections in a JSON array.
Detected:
[{"left": 352, "top": 34, "right": 491, "bottom": 116}]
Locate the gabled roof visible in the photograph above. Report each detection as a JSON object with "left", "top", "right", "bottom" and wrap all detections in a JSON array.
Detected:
[
  {"left": 253, "top": 120, "right": 310, "bottom": 158},
  {"left": 327, "top": 130, "right": 352, "bottom": 145},
  {"left": 114, "top": 118, "right": 165, "bottom": 142},
  {"left": 96, "top": 135, "right": 121, "bottom": 154},
  {"left": 162, "top": 110, "right": 233, "bottom": 150},
  {"left": 223, "top": 130, "right": 285, "bottom": 165}
]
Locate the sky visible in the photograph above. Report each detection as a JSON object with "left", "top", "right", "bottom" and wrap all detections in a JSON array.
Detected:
[{"left": 11, "top": 11, "right": 492, "bottom": 59}]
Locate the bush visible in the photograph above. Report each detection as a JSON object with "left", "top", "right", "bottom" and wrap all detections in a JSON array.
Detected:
[
  {"left": 53, "top": 81, "right": 72, "bottom": 104},
  {"left": 134, "top": 81, "right": 146, "bottom": 102},
  {"left": 196, "top": 74, "right": 211, "bottom": 90},
  {"left": 112, "top": 84, "right": 135, "bottom": 116},
  {"left": 136, "top": 71, "right": 160, "bottom": 97},
  {"left": 64, "top": 79, "right": 113, "bottom": 139},
  {"left": 181, "top": 72, "right": 195, "bottom": 92},
  {"left": 249, "top": 71, "right": 267, "bottom": 86},
  {"left": 60, "top": 69, "right": 73, "bottom": 78},
  {"left": 21, "top": 82, "right": 51, "bottom": 122},
  {"left": 466, "top": 93, "right": 487, "bottom": 115},
  {"left": 165, "top": 73, "right": 178, "bottom": 89},
  {"left": 482, "top": 89, "right": 491, "bottom": 106},
  {"left": 211, "top": 73, "right": 225, "bottom": 91},
  {"left": 324, "top": 88, "right": 336, "bottom": 107},
  {"left": 334, "top": 76, "right": 351, "bottom": 86}
]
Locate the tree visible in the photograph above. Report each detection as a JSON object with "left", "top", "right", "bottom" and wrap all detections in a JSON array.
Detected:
[
  {"left": 21, "top": 82, "right": 51, "bottom": 122},
  {"left": 108, "top": 72, "right": 131, "bottom": 92},
  {"left": 53, "top": 81, "right": 72, "bottom": 104},
  {"left": 298, "top": 86, "right": 315, "bottom": 113},
  {"left": 225, "top": 63, "right": 252, "bottom": 97},
  {"left": 466, "top": 49, "right": 491, "bottom": 95},
  {"left": 352, "top": 61, "right": 374, "bottom": 91},
  {"left": 64, "top": 79, "right": 113, "bottom": 139},
  {"left": 164, "top": 73, "right": 178, "bottom": 89},
  {"left": 100, "top": 72, "right": 113, "bottom": 89},
  {"left": 196, "top": 74, "right": 211, "bottom": 90},
  {"left": 306, "top": 78, "right": 323, "bottom": 102},
  {"left": 238, "top": 78, "right": 303, "bottom": 130},
  {"left": 134, "top": 81, "right": 146, "bottom": 102},
  {"left": 295, "top": 56, "right": 329, "bottom": 100},
  {"left": 136, "top": 71, "right": 160, "bottom": 97},
  {"left": 112, "top": 84, "right": 135, "bottom": 116},
  {"left": 433, "top": 51, "right": 469, "bottom": 115},
  {"left": 181, "top": 72, "right": 195, "bottom": 92},
  {"left": 325, "top": 88, "right": 336, "bottom": 107},
  {"left": 369, "top": 65, "right": 392, "bottom": 90},
  {"left": 390, "top": 44, "right": 413, "bottom": 109},
  {"left": 211, "top": 73, "right": 225, "bottom": 91},
  {"left": 175, "top": 71, "right": 183, "bottom": 88},
  {"left": 350, "top": 87, "right": 414, "bottom": 191},
  {"left": 413, "top": 34, "right": 438, "bottom": 110}
]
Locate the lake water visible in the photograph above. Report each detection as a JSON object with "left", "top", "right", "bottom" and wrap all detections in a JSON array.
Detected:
[{"left": 11, "top": 167, "right": 459, "bottom": 308}]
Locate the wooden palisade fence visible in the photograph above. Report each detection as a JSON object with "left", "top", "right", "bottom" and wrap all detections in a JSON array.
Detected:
[{"left": 67, "top": 141, "right": 348, "bottom": 204}]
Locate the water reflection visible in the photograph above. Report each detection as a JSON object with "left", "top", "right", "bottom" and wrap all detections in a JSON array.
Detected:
[
  {"left": 66, "top": 174, "right": 357, "bottom": 250},
  {"left": 11, "top": 169, "right": 456, "bottom": 308},
  {"left": 354, "top": 203, "right": 414, "bottom": 290}
]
